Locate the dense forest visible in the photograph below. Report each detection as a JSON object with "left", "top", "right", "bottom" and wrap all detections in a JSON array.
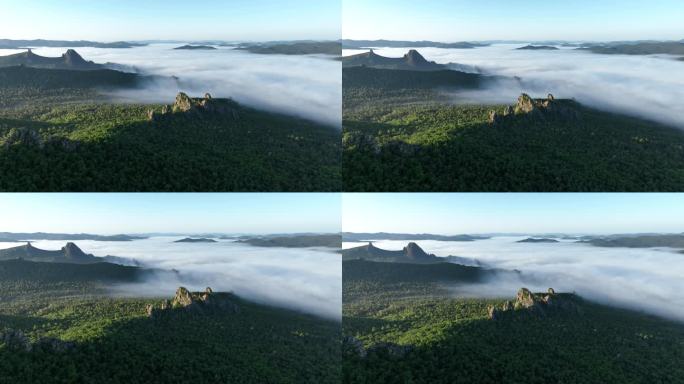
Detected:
[
  {"left": 0, "top": 259, "right": 340, "bottom": 384},
  {"left": 0, "top": 66, "right": 341, "bottom": 192},
  {"left": 343, "top": 72, "right": 684, "bottom": 191},
  {"left": 342, "top": 259, "right": 684, "bottom": 384}
]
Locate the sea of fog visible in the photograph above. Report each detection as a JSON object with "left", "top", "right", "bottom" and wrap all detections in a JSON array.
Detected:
[
  {"left": 344, "top": 44, "right": 684, "bottom": 128},
  {"left": 0, "top": 44, "right": 341, "bottom": 127},
  {"left": 344, "top": 236, "right": 684, "bottom": 322},
  {"left": 0, "top": 237, "right": 341, "bottom": 320}
]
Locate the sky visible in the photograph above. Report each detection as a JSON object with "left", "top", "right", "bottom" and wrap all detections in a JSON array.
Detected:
[
  {"left": 343, "top": 0, "right": 684, "bottom": 42},
  {"left": 0, "top": 193, "right": 340, "bottom": 235},
  {"left": 0, "top": 0, "right": 340, "bottom": 41},
  {"left": 343, "top": 193, "right": 684, "bottom": 235}
]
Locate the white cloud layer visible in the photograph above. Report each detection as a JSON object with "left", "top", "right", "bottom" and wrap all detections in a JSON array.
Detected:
[
  {"left": 0, "top": 238, "right": 341, "bottom": 320},
  {"left": 345, "top": 44, "right": 684, "bottom": 128},
  {"left": 355, "top": 237, "right": 684, "bottom": 323},
  {"left": 2, "top": 44, "right": 341, "bottom": 127}
]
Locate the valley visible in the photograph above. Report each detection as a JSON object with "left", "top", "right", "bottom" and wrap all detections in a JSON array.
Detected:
[
  {"left": 341, "top": 240, "right": 684, "bottom": 384},
  {"left": 0, "top": 44, "right": 341, "bottom": 192},
  {"left": 0, "top": 234, "right": 342, "bottom": 383},
  {"left": 342, "top": 45, "right": 684, "bottom": 191}
]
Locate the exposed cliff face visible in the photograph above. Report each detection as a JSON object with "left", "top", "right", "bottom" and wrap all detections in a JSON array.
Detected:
[
  {"left": 488, "top": 287, "right": 581, "bottom": 320},
  {"left": 146, "top": 287, "right": 240, "bottom": 318},
  {"left": 148, "top": 92, "right": 241, "bottom": 122},
  {"left": 343, "top": 336, "right": 414, "bottom": 359},
  {"left": 0, "top": 329, "right": 75, "bottom": 353},
  {"left": 489, "top": 93, "right": 582, "bottom": 125}
]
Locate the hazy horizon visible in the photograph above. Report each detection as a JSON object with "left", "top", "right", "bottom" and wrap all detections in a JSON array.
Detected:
[
  {"left": 0, "top": 194, "right": 341, "bottom": 235},
  {"left": 343, "top": 0, "right": 684, "bottom": 42},
  {"left": 0, "top": 0, "right": 340, "bottom": 41},
  {"left": 344, "top": 194, "right": 684, "bottom": 234}
]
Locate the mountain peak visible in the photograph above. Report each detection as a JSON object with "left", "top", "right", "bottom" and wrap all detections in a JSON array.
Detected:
[
  {"left": 404, "top": 49, "right": 429, "bottom": 65},
  {"left": 403, "top": 242, "right": 430, "bottom": 259},
  {"left": 62, "top": 49, "right": 87, "bottom": 65},
  {"left": 62, "top": 242, "right": 89, "bottom": 259}
]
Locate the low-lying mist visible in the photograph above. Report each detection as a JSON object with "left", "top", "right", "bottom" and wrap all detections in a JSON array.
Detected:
[
  {"left": 18, "top": 44, "right": 342, "bottom": 127},
  {"left": 345, "top": 45, "right": 684, "bottom": 128},
  {"left": 349, "top": 237, "right": 684, "bottom": 323},
  {"left": 2, "top": 238, "right": 341, "bottom": 320}
]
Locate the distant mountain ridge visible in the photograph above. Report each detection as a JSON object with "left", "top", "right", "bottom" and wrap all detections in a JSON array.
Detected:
[
  {"left": 342, "top": 49, "right": 446, "bottom": 71},
  {"left": 237, "top": 41, "right": 341, "bottom": 55},
  {"left": 582, "top": 234, "right": 684, "bottom": 249},
  {"left": 238, "top": 234, "right": 341, "bottom": 248},
  {"left": 580, "top": 41, "right": 684, "bottom": 56},
  {"left": 0, "top": 242, "right": 138, "bottom": 265},
  {"left": 0, "top": 49, "right": 105, "bottom": 70},
  {"left": 0, "top": 39, "right": 145, "bottom": 49},
  {"left": 517, "top": 238, "right": 559, "bottom": 243},
  {"left": 516, "top": 45, "right": 559, "bottom": 50},
  {"left": 173, "top": 45, "right": 217, "bottom": 50},
  {"left": 0, "top": 242, "right": 100, "bottom": 263},
  {"left": 343, "top": 232, "right": 489, "bottom": 242},
  {"left": 0, "top": 232, "right": 145, "bottom": 242},
  {"left": 342, "top": 242, "right": 444, "bottom": 263},
  {"left": 174, "top": 238, "right": 217, "bottom": 243},
  {"left": 341, "top": 39, "right": 488, "bottom": 49}
]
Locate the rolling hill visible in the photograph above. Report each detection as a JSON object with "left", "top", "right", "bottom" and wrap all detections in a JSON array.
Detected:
[
  {"left": 238, "top": 41, "right": 341, "bottom": 55},
  {"left": 342, "top": 253, "right": 684, "bottom": 383},
  {"left": 583, "top": 234, "right": 684, "bottom": 249},
  {"left": 0, "top": 242, "right": 103, "bottom": 263},
  {"left": 342, "top": 233, "right": 489, "bottom": 242},
  {"left": 0, "top": 49, "right": 105, "bottom": 70},
  {"left": 0, "top": 263, "right": 340, "bottom": 383},
  {"left": 342, "top": 49, "right": 446, "bottom": 71},
  {"left": 516, "top": 45, "right": 559, "bottom": 50},
  {"left": 0, "top": 232, "right": 145, "bottom": 241},
  {"left": 341, "top": 40, "right": 488, "bottom": 49},
  {"left": 342, "top": 242, "right": 442, "bottom": 263},
  {"left": 0, "top": 87, "right": 341, "bottom": 191},
  {"left": 238, "top": 234, "right": 341, "bottom": 248},
  {"left": 581, "top": 41, "right": 684, "bottom": 56},
  {"left": 0, "top": 39, "right": 144, "bottom": 49},
  {"left": 343, "top": 91, "right": 684, "bottom": 191}
]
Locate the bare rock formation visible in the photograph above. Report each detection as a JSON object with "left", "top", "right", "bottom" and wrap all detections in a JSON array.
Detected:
[
  {"left": 367, "top": 342, "right": 414, "bottom": 358},
  {"left": 0, "top": 329, "right": 75, "bottom": 353},
  {"left": 488, "top": 287, "right": 580, "bottom": 320},
  {"left": 2, "top": 127, "right": 43, "bottom": 148},
  {"left": 147, "top": 286, "right": 240, "bottom": 318},
  {"left": 149, "top": 92, "right": 240, "bottom": 122},
  {"left": 0, "top": 329, "right": 32, "bottom": 352},
  {"left": 488, "top": 93, "right": 582, "bottom": 126},
  {"left": 343, "top": 336, "right": 367, "bottom": 358}
]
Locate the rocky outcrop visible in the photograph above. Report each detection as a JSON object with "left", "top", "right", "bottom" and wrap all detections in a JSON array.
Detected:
[
  {"left": 2, "top": 127, "right": 43, "bottom": 148},
  {"left": 367, "top": 342, "right": 414, "bottom": 358},
  {"left": 0, "top": 329, "right": 75, "bottom": 353},
  {"left": 148, "top": 92, "right": 240, "bottom": 122},
  {"left": 488, "top": 287, "right": 581, "bottom": 320},
  {"left": 488, "top": 93, "right": 581, "bottom": 125},
  {"left": 34, "top": 337, "right": 76, "bottom": 353},
  {"left": 147, "top": 286, "right": 239, "bottom": 318},
  {"left": 342, "top": 336, "right": 367, "bottom": 358},
  {"left": 0, "top": 329, "right": 32, "bottom": 352},
  {"left": 2, "top": 128, "right": 79, "bottom": 151},
  {"left": 343, "top": 336, "right": 415, "bottom": 359},
  {"left": 403, "top": 242, "right": 430, "bottom": 260},
  {"left": 344, "top": 132, "right": 422, "bottom": 156}
]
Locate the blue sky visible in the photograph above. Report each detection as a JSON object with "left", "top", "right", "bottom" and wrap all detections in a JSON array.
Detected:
[
  {"left": 343, "top": 0, "right": 684, "bottom": 41},
  {"left": 343, "top": 194, "right": 684, "bottom": 235},
  {"left": 0, "top": 194, "right": 340, "bottom": 234},
  {"left": 0, "top": 0, "right": 340, "bottom": 41}
]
